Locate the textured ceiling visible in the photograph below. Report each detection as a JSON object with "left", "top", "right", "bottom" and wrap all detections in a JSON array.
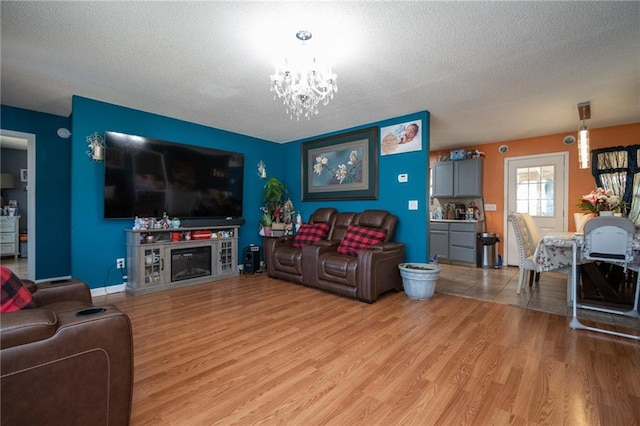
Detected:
[{"left": 1, "top": 1, "right": 638, "bottom": 151}]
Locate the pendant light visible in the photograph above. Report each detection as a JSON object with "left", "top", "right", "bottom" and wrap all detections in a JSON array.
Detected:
[{"left": 577, "top": 102, "right": 591, "bottom": 169}]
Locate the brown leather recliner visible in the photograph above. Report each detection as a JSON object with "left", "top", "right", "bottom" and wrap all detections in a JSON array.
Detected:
[
  {"left": 300, "top": 211, "right": 357, "bottom": 287},
  {"left": 310, "top": 209, "right": 404, "bottom": 303},
  {"left": 1, "top": 279, "right": 134, "bottom": 426},
  {"left": 264, "top": 207, "right": 338, "bottom": 283}
]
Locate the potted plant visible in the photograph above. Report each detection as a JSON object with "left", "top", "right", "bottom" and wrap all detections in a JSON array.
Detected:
[
  {"left": 262, "top": 177, "right": 288, "bottom": 223},
  {"left": 398, "top": 262, "right": 441, "bottom": 300},
  {"left": 259, "top": 212, "right": 273, "bottom": 237},
  {"left": 577, "top": 187, "right": 621, "bottom": 216}
]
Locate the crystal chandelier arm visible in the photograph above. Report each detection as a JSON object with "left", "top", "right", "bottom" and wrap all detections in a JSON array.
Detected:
[{"left": 270, "top": 31, "right": 338, "bottom": 120}]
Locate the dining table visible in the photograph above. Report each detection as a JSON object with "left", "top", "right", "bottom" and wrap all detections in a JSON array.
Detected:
[
  {"left": 532, "top": 231, "right": 578, "bottom": 303},
  {"left": 533, "top": 230, "right": 640, "bottom": 340}
]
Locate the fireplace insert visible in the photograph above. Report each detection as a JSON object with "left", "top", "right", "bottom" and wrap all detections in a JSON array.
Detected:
[{"left": 170, "top": 245, "right": 212, "bottom": 282}]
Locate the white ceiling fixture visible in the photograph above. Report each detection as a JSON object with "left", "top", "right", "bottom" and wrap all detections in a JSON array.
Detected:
[
  {"left": 270, "top": 30, "right": 337, "bottom": 121},
  {"left": 57, "top": 128, "right": 71, "bottom": 139}
]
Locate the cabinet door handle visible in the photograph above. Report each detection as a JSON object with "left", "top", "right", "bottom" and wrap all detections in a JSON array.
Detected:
[{"left": 161, "top": 258, "right": 164, "bottom": 270}]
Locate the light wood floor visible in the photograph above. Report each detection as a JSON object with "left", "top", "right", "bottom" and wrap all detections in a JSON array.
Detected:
[{"left": 94, "top": 272, "right": 640, "bottom": 425}]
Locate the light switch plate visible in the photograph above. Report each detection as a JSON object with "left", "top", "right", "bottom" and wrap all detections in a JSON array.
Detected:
[
  {"left": 485, "top": 203, "right": 497, "bottom": 211},
  {"left": 398, "top": 173, "right": 408, "bottom": 183},
  {"left": 408, "top": 200, "right": 418, "bottom": 210}
]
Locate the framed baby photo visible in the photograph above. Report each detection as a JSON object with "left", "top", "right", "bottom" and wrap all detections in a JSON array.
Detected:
[{"left": 380, "top": 119, "right": 423, "bottom": 156}]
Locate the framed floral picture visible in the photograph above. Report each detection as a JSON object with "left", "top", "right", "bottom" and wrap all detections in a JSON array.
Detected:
[{"left": 302, "top": 127, "right": 379, "bottom": 200}]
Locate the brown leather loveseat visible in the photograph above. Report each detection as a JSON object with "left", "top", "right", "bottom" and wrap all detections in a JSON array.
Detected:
[
  {"left": 264, "top": 208, "right": 404, "bottom": 303},
  {"left": 1, "top": 277, "right": 134, "bottom": 426}
]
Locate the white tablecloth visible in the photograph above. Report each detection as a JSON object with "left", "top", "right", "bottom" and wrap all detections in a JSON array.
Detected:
[
  {"left": 534, "top": 232, "right": 579, "bottom": 272},
  {"left": 534, "top": 231, "right": 640, "bottom": 273}
]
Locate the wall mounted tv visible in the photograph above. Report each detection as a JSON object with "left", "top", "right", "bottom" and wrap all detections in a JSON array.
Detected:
[{"left": 104, "top": 131, "right": 244, "bottom": 221}]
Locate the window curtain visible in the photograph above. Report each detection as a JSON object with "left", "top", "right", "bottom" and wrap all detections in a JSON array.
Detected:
[{"left": 592, "top": 144, "right": 640, "bottom": 225}]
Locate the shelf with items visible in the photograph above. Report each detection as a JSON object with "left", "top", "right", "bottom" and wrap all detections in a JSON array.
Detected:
[
  {"left": 131, "top": 226, "right": 238, "bottom": 246},
  {"left": 125, "top": 225, "right": 239, "bottom": 295}
]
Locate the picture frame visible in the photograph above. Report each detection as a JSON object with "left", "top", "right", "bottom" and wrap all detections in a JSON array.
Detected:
[
  {"left": 302, "top": 127, "right": 379, "bottom": 200},
  {"left": 380, "top": 119, "right": 423, "bottom": 156},
  {"left": 19, "top": 169, "right": 28, "bottom": 182}
]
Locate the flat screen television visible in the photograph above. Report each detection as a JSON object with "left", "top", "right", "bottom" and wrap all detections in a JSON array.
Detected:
[{"left": 103, "top": 131, "right": 244, "bottom": 220}]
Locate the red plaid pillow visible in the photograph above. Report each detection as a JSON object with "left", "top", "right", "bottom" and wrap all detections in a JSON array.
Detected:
[
  {"left": 337, "top": 224, "right": 387, "bottom": 256},
  {"left": 292, "top": 223, "right": 331, "bottom": 248},
  {"left": 1, "top": 265, "right": 35, "bottom": 313}
]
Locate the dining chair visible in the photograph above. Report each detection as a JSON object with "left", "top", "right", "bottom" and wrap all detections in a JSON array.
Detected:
[
  {"left": 574, "top": 212, "right": 596, "bottom": 233},
  {"left": 507, "top": 213, "right": 539, "bottom": 294},
  {"left": 573, "top": 216, "right": 640, "bottom": 339},
  {"left": 522, "top": 212, "right": 542, "bottom": 283}
]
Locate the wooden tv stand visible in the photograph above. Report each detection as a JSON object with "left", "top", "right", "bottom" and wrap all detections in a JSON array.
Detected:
[{"left": 125, "top": 225, "right": 239, "bottom": 295}]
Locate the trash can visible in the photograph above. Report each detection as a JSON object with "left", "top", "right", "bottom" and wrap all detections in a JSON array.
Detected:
[
  {"left": 19, "top": 234, "right": 28, "bottom": 258},
  {"left": 476, "top": 232, "right": 500, "bottom": 268}
]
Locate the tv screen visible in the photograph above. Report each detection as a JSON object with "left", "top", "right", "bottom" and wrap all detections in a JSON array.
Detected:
[{"left": 103, "top": 132, "right": 244, "bottom": 219}]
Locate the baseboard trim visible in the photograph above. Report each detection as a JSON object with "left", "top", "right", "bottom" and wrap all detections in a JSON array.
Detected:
[{"left": 91, "top": 283, "right": 126, "bottom": 297}]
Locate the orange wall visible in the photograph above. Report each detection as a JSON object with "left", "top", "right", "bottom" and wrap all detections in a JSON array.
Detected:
[{"left": 430, "top": 122, "right": 640, "bottom": 253}]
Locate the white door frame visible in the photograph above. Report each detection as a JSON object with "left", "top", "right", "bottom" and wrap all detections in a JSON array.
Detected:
[
  {"left": 1, "top": 129, "right": 36, "bottom": 279},
  {"left": 503, "top": 152, "right": 568, "bottom": 266}
]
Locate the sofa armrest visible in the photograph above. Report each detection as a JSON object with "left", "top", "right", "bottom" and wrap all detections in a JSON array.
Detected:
[
  {"left": 366, "top": 241, "right": 404, "bottom": 252},
  {"left": 264, "top": 236, "right": 294, "bottom": 276},
  {"left": 31, "top": 280, "right": 93, "bottom": 306},
  {"left": 301, "top": 241, "right": 341, "bottom": 285},
  {"left": 314, "top": 240, "right": 341, "bottom": 248},
  {"left": 1, "top": 304, "right": 133, "bottom": 426},
  {"left": 0, "top": 308, "right": 57, "bottom": 349},
  {"left": 356, "top": 242, "right": 405, "bottom": 303}
]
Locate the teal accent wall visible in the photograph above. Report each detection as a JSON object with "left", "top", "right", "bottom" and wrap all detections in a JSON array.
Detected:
[
  {"left": 1, "top": 105, "right": 72, "bottom": 279},
  {"left": 282, "top": 111, "right": 430, "bottom": 262},
  {"left": 70, "top": 96, "right": 281, "bottom": 289},
  {"left": 3, "top": 97, "right": 430, "bottom": 288}
]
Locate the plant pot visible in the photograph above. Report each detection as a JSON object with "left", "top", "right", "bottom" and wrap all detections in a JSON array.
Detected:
[
  {"left": 599, "top": 211, "right": 614, "bottom": 216},
  {"left": 261, "top": 226, "right": 272, "bottom": 237},
  {"left": 398, "top": 262, "right": 440, "bottom": 300}
]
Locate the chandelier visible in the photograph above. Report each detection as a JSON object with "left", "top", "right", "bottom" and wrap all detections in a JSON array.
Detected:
[{"left": 270, "top": 31, "right": 338, "bottom": 120}]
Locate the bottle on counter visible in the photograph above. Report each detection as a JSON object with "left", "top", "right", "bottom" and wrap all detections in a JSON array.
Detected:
[{"left": 434, "top": 207, "right": 442, "bottom": 219}]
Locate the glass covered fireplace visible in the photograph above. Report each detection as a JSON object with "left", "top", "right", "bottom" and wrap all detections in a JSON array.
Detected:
[{"left": 170, "top": 245, "right": 212, "bottom": 282}]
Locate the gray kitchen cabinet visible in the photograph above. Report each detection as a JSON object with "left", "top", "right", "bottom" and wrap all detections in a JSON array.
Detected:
[
  {"left": 429, "top": 220, "right": 483, "bottom": 265},
  {"left": 431, "top": 158, "right": 483, "bottom": 197},
  {"left": 429, "top": 222, "right": 449, "bottom": 260},
  {"left": 431, "top": 162, "right": 454, "bottom": 197},
  {"left": 449, "top": 222, "right": 482, "bottom": 264}
]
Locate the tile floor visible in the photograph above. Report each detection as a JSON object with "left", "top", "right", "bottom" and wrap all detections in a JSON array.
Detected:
[{"left": 436, "top": 262, "right": 640, "bottom": 331}]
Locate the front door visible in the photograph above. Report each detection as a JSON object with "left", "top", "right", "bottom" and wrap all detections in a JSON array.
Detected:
[{"left": 504, "top": 153, "right": 568, "bottom": 266}]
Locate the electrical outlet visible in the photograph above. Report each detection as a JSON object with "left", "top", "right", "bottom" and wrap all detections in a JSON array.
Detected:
[{"left": 116, "top": 258, "right": 125, "bottom": 269}]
